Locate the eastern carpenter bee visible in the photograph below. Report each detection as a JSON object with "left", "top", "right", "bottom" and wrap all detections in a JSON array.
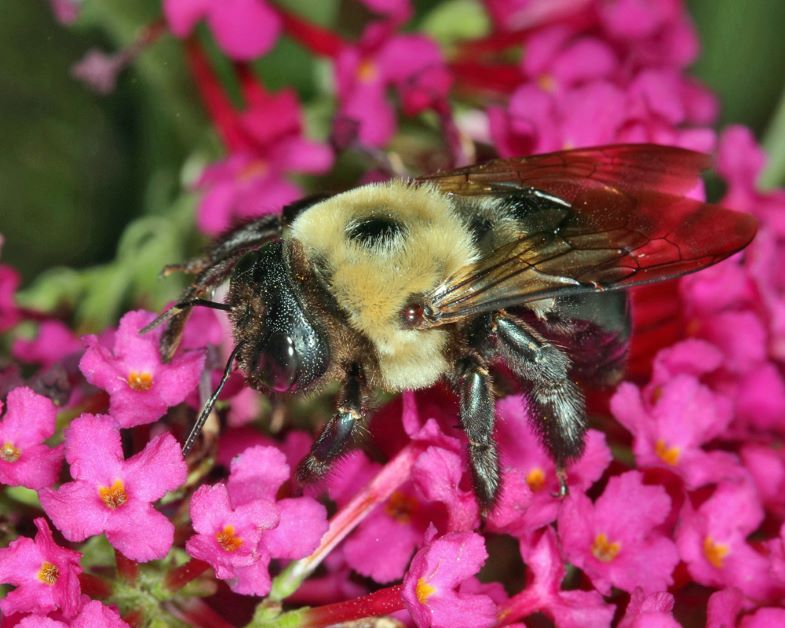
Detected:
[{"left": 147, "top": 144, "right": 757, "bottom": 509}]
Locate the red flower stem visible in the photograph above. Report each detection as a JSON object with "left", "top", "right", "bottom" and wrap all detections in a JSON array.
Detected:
[
  {"left": 115, "top": 548, "right": 139, "bottom": 583},
  {"left": 269, "top": 443, "right": 420, "bottom": 602},
  {"left": 449, "top": 61, "right": 525, "bottom": 95},
  {"left": 497, "top": 588, "right": 540, "bottom": 624},
  {"left": 170, "top": 597, "right": 235, "bottom": 628},
  {"left": 303, "top": 585, "right": 405, "bottom": 627},
  {"left": 434, "top": 99, "right": 470, "bottom": 168},
  {"left": 273, "top": 6, "right": 346, "bottom": 58},
  {"left": 234, "top": 62, "right": 269, "bottom": 106},
  {"left": 165, "top": 557, "right": 211, "bottom": 592},
  {"left": 184, "top": 39, "right": 246, "bottom": 152},
  {"left": 78, "top": 573, "right": 112, "bottom": 599}
]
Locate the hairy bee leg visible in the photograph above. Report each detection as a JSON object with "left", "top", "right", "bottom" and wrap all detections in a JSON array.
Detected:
[
  {"left": 494, "top": 313, "right": 587, "bottom": 471},
  {"left": 154, "top": 215, "right": 283, "bottom": 361},
  {"left": 453, "top": 356, "right": 500, "bottom": 511},
  {"left": 297, "top": 364, "right": 367, "bottom": 482}
]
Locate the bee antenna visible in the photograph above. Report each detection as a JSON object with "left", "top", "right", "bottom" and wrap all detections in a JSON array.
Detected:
[
  {"left": 182, "top": 342, "right": 245, "bottom": 456},
  {"left": 141, "top": 299, "right": 232, "bottom": 335}
]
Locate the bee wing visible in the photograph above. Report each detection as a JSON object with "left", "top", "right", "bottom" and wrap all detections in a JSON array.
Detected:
[{"left": 416, "top": 145, "right": 757, "bottom": 326}]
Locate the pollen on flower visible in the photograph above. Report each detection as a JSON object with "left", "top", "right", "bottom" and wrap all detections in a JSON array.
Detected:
[
  {"left": 126, "top": 370, "right": 153, "bottom": 391},
  {"left": 416, "top": 577, "right": 436, "bottom": 604},
  {"left": 591, "top": 533, "right": 621, "bottom": 562},
  {"left": 655, "top": 439, "right": 681, "bottom": 465},
  {"left": 216, "top": 525, "right": 243, "bottom": 552},
  {"left": 238, "top": 159, "right": 269, "bottom": 182},
  {"left": 526, "top": 467, "right": 547, "bottom": 491},
  {"left": 357, "top": 58, "right": 378, "bottom": 83},
  {"left": 385, "top": 491, "right": 418, "bottom": 524},
  {"left": 1, "top": 441, "right": 20, "bottom": 462},
  {"left": 37, "top": 561, "right": 59, "bottom": 585},
  {"left": 98, "top": 479, "right": 128, "bottom": 509},
  {"left": 537, "top": 73, "right": 556, "bottom": 92},
  {"left": 703, "top": 536, "right": 730, "bottom": 568}
]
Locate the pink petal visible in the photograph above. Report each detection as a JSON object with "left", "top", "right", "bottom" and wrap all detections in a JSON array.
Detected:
[
  {"left": 0, "top": 387, "right": 58, "bottom": 447},
  {"left": 262, "top": 497, "right": 328, "bottom": 560},
  {"left": 206, "top": 0, "right": 282, "bottom": 61},
  {"left": 0, "top": 443, "right": 64, "bottom": 490},
  {"left": 63, "top": 415, "right": 123, "bottom": 484},
  {"left": 105, "top": 503, "right": 175, "bottom": 561},
  {"left": 163, "top": 0, "right": 210, "bottom": 36},
  {"left": 40, "top": 481, "right": 111, "bottom": 541},
  {"left": 228, "top": 445, "right": 290, "bottom": 506},
  {"left": 124, "top": 433, "right": 187, "bottom": 502}
]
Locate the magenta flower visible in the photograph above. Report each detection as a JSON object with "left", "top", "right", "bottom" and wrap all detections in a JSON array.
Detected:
[
  {"left": 489, "top": 395, "right": 611, "bottom": 536},
  {"left": 187, "top": 445, "right": 328, "bottom": 595},
  {"left": 402, "top": 527, "right": 497, "bottom": 628},
  {"left": 0, "top": 263, "right": 21, "bottom": 332},
  {"left": 196, "top": 89, "right": 333, "bottom": 236},
  {"left": 611, "top": 374, "right": 740, "bottom": 489},
  {"left": 0, "top": 518, "right": 82, "bottom": 618},
  {"left": 13, "top": 320, "right": 83, "bottom": 368},
  {"left": 18, "top": 598, "right": 127, "bottom": 627},
  {"left": 48, "top": 0, "right": 80, "bottom": 25},
  {"left": 676, "top": 480, "right": 774, "bottom": 601},
  {"left": 618, "top": 588, "right": 679, "bottom": 628},
  {"left": 558, "top": 471, "right": 679, "bottom": 594},
  {"left": 40, "top": 414, "right": 187, "bottom": 561},
  {"left": 164, "top": 0, "right": 281, "bottom": 61},
  {"left": 0, "top": 387, "right": 64, "bottom": 490},
  {"left": 334, "top": 23, "right": 451, "bottom": 146},
  {"left": 79, "top": 310, "right": 204, "bottom": 428},
  {"left": 500, "top": 528, "right": 614, "bottom": 627}
]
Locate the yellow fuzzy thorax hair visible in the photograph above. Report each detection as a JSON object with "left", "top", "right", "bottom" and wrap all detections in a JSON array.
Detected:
[{"left": 288, "top": 180, "right": 478, "bottom": 390}]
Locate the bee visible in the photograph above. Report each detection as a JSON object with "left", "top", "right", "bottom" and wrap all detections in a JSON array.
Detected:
[{"left": 147, "top": 144, "right": 756, "bottom": 509}]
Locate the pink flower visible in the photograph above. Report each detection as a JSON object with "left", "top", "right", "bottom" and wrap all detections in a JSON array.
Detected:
[
  {"left": 500, "top": 528, "right": 615, "bottom": 627},
  {"left": 196, "top": 89, "right": 333, "bottom": 235},
  {"left": 0, "top": 518, "right": 82, "bottom": 618},
  {"left": 19, "top": 598, "right": 128, "bottom": 627},
  {"left": 187, "top": 445, "right": 328, "bottom": 595},
  {"left": 48, "top": 0, "right": 81, "bottom": 24},
  {"left": 618, "top": 588, "right": 679, "bottom": 628},
  {"left": 706, "top": 587, "right": 743, "bottom": 628},
  {"left": 676, "top": 480, "right": 774, "bottom": 601},
  {"left": 489, "top": 395, "right": 611, "bottom": 536},
  {"left": 0, "top": 387, "right": 64, "bottom": 490},
  {"left": 70, "top": 49, "right": 126, "bottom": 95},
  {"left": 334, "top": 23, "right": 451, "bottom": 146},
  {"left": 13, "top": 320, "right": 83, "bottom": 368},
  {"left": 79, "top": 310, "right": 204, "bottom": 428},
  {"left": 40, "top": 414, "right": 187, "bottom": 561},
  {"left": 0, "top": 264, "right": 21, "bottom": 332},
  {"left": 402, "top": 527, "right": 497, "bottom": 628},
  {"left": 164, "top": 0, "right": 282, "bottom": 61},
  {"left": 558, "top": 471, "right": 679, "bottom": 594},
  {"left": 611, "top": 373, "right": 740, "bottom": 489}
]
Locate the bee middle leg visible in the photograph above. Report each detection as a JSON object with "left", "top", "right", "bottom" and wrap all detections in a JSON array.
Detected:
[
  {"left": 494, "top": 313, "right": 586, "bottom": 494},
  {"left": 297, "top": 363, "right": 368, "bottom": 482}
]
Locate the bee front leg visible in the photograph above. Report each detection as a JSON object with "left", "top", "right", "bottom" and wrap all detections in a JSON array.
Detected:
[
  {"left": 297, "top": 364, "right": 367, "bottom": 483},
  {"left": 494, "top": 313, "right": 586, "bottom": 494},
  {"left": 452, "top": 355, "right": 500, "bottom": 512}
]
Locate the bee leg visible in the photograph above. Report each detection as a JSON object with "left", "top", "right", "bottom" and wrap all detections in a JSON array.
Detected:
[
  {"left": 453, "top": 355, "right": 500, "bottom": 511},
  {"left": 494, "top": 313, "right": 587, "bottom": 475},
  {"left": 150, "top": 215, "right": 282, "bottom": 361},
  {"left": 297, "top": 364, "right": 367, "bottom": 483}
]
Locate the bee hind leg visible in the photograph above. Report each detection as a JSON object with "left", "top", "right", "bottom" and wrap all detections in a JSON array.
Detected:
[
  {"left": 494, "top": 313, "right": 587, "bottom": 480},
  {"left": 297, "top": 364, "right": 368, "bottom": 483},
  {"left": 452, "top": 355, "right": 500, "bottom": 512}
]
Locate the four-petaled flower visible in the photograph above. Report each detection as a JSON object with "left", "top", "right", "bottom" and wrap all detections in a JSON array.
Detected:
[
  {"left": 0, "top": 518, "right": 82, "bottom": 618},
  {"left": 39, "top": 414, "right": 187, "bottom": 561},
  {"left": 79, "top": 310, "right": 204, "bottom": 428},
  {"left": 0, "top": 387, "right": 64, "bottom": 490}
]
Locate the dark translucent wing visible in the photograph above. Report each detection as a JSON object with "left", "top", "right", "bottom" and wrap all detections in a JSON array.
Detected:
[
  {"left": 418, "top": 144, "right": 711, "bottom": 200},
  {"left": 417, "top": 145, "right": 757, "bottom": 326}
]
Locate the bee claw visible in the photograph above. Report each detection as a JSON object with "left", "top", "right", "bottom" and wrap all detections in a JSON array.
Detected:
[{"left": 551, "top": 467, "right": 569, "bottom": 499}]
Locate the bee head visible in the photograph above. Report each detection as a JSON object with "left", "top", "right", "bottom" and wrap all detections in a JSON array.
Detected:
[{"left": 229, "top": 241, "right": 330, "bottom": 393}]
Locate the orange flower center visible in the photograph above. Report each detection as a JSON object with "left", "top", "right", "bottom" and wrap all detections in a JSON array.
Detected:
[
  {"left": 238, "top": 159, "right": 268, "bottom": 182},
  {"left": 99, "top": 479, "right": 128, "bottom": 509},
  {"left": 385, "top": 491, "right": 418, "bottom": 524},
  {"left": 703, "top": 536, "right": 729, "bottom": 568},
  {"left": 655, "top": 439, "right": 681, "bottom": 466},
  {"left": 216, "top": 525, "right": 243, "bottom": 552},
  {"left": 1, "top": 441, "right": 20, "bottom": 462},
  {"left": 592, "top": 533, "right": 621, "bottom": 562},
  {"left": 127, "top": 370, "right": 153, "bottom": 391},
  {"left": 526, "top": 467, "right": 547, "bottom": 492},
  {"left": 537, "top": 73, "right": 556, "bottom": 92},
  {"left": 357, "top": 58, "right": 378, "bottom": 83},
  {"left": 416, "top": 577, "right": 436, "bottom": 604},
  {"left": 37, "top": 561, "right": 59, "bottom": 585}
]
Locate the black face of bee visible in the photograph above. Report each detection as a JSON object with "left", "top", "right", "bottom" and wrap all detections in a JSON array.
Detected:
[{"left": 229, "top": 241, "right": 330, "bottom": 393}]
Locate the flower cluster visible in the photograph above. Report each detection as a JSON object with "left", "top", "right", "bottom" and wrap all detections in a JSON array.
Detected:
[{"left": 2, "top": 0, "right": 784, "bottom": 625}]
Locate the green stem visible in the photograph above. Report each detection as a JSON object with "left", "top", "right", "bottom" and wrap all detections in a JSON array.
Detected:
[{"left": 761, "top": 81, "right": 785, "bottom": 188}]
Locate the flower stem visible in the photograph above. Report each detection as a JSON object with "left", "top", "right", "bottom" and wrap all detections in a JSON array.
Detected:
[
  {"left": 165, "top": 557, "right": 211, "bottom": 592},
  {"left": 268, "top": 443, "right": 420, "bottom": 602},
  {"left": 302, "top": 585, "right": 405, "bottom": 627},
  {"left": 274, "top": 6, "right": 346, "bottom": 58},
  {"left": 115, "top": 548, "right": 139, "bottom": 583}
]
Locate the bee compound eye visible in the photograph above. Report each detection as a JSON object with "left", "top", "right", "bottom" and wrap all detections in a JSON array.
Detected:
[{"left": 256, "top": 331, "right": 299, "bottom": 392}]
